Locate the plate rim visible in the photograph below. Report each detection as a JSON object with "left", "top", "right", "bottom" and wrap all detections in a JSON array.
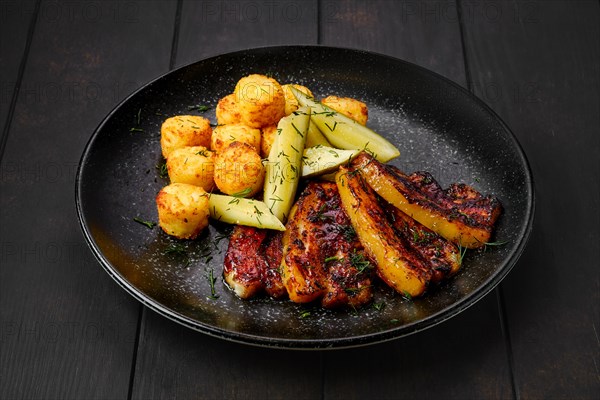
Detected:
[{"left": 75, "top": 44, "right": 535, "bottom": 349}]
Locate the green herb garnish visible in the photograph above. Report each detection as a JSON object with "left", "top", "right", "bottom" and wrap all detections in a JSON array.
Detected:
[
  {"left": 188, "top": 104, "right": 210, "bottom": 112},
  {"left": 231, "top": 187, "right": 252, "bottom": 197},
  {"left": 133, "top": 217, "right": 156, "bottom": 229},
  {"left": 156, "top": 162, "right": 168, "bottom": 179},
  {"left": 207, "top": 268, "right": 219, "bottom": 300},
  {"left": 164, "top": 243, "right": 187, "bottom": 256},
  {"left": 458, "top": 243, "right": 468, "bottom": 266},
  {"left": 349, "top": 250, "right": 371, "bottom": 273},
  {"left": 484, "top": 240, "right": 509, "bottom": 246}
]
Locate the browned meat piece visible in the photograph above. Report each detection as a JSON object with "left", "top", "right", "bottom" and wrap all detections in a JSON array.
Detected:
[
  {"left": 353, "top": 152, "right": 502, "bottom": 248},
  {"left": 281, "top": 181, "right": 373, "bottom": 308},
  {"left": 223, "top": 225, "right": 266, "bottom": 299},
  {"left": 223, "top": 225, "right": 285, "bottom": 299},
  {"left": 322, "top": 250, "right": 374, "bottom": 308},
  {"left": 336, "top": 167, "right": 433, "bottom": 297},
  {"left": 407, "top": 171, "right": 502, "bottom": 231},
  {"left": 262, "top": 231, "right": 287, "bottom": 298},
  {"left": 385, "top": 204, "right": 461, "bottom": 283}
]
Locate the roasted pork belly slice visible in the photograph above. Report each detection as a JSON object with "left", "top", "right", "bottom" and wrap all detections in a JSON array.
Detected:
[
  {"left": 224, "top": 226, "right": 266, "bottom": 299},
  {"left": 262, "top": 231, "right": 287, "bottom": 298},
  {"left": 322, "top": 251, "right": 374, "bottom": 308},
  {"left": 281, "top": 181, "right": 373, "bottom": 308},
  {"left": 353, "top": 152, "right": 502, "bottom": 248},
  {"left": 223, "top": 226, "right": 285, "bottom": 299},
  {"left": 386, "top": 204, "right": 461, "bottom": 283},
  {"left": 336, "top": 167, "right": 432, "bottom": 298}
]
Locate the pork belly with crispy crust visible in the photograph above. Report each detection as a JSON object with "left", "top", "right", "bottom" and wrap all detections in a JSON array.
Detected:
[
  {"left": 280, "top": 181, "right": 374, "bottom": 308},
  {"left": 353, "top": 152, "right": 502, "bottom": 248},
  {"left": 385, "top": 204, "right": 461, "bottom": 283},
  {"left": 223, "top": 225, "right": 286, "bottom": 299},
  {"left": 336, "top": 167, "right": 433, "bottom": 297}
]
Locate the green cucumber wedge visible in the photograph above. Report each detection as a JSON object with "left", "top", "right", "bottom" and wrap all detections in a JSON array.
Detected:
[
  {"left": 290, "top": 86, "right": 400, "bottom": 162},
  {"left": 306, "top": 121, "right": 331, "bottom": 147},
  {"left": 264, "top": 106, "right": 311, "bottom": 223},
  {"left": 208, "top": 194, "right": 285, "bottom": 231},
  {"left": 301, "top": 145, "right": 359, "bottom": 177}
]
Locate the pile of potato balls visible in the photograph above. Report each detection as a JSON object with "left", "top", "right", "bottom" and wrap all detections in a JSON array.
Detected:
[{"left": 155, "top": 74, "right": 368, "bottom": 240}]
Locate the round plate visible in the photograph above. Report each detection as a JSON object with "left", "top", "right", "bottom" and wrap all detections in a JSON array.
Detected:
[{"left": 76, "top": 46, "right": 534, "bottom": 349}]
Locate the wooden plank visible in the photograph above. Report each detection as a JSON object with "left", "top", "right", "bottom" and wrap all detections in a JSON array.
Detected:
[
  {"left": 320, "top": 0, "right": 467, "bottom": 85},
  {"left": 130, "top": 1, "right": 323, "bottom": 399},
  {"left": 460, "top": 1, "right": 600, "bottom": 398},
  {"left": 132, "top": 310, "right": 323, "bottom": 400},
  {"left": 324, "top": 296, "right": 513, "bottom": 400},
  {"left": 175, "top": 0, "right": 319, "bottom": 68},
  {"left": 0, "top": 1, "right": 176, "bottom": 398},
  {"left": 0, "top": 0, "right": 38, "bottom": 154},
  {"left": 319, "top": 1, "right": 513, "bottom": 398}
]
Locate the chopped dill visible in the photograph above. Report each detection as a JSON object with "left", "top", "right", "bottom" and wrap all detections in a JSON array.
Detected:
[
  {"left": 163, "top": 243, "right": 187, "bottom": 256},
  {"left": 156, "top": 162, "right": 168, "bottom": 179},
  {"left": 188, "top": 104, "right": 210, "bottom": 112},
  {"left": 349, "top": 251, "right": 372, "bottom": 273},
  {"left": 133, "top": 217, "right": 155, "bottom": 229},
  {"left": 231, "top": 187, "right": 252, "bottom": 197},
  {"left": 206, "top": 268, "right": 219, "bottom": 300}
]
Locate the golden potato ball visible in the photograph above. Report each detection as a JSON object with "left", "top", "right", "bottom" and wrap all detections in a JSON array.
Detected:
[
  {"left": 216, "top": 93, "right": 241, "bottom": 125},
  {"left": 321, "top": 96, "right": 368, "bottom": 126},
  {"left": 166, "top": 146, "right": 215, "bottom": 191},
  {"left": 234, "top": 74, "right": 285, "bottom": 128},
  {"left": 214, "top": 142, "right": 265, "bottom": 197},
  {"left": 160, "top": 115, "right": 212, "bottom": 158},
  {"left": 260, "top": 124, "right": 278, "bottom": 158},
  {"left": 156, "top": 183, "right": 210, "bottom": 239},
  {"left": 211, "top": 123, "right": 261, "bottom": 154},
  {"left": 282, "top": 84, "right": 313, "bottom": 115}
]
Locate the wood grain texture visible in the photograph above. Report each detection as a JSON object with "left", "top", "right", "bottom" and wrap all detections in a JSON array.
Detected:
[
  {"left": 460, "top": 0, "right": 600, "bottom": 398},
  {"left": 318, "top": 1, "right": 514, "bottom": 398},
  {"left": 175, "top": 0, "right": 318, "bottom": 68},
  {"left": 324, "top": 296, "right": 513, "bottom": 400},
  {"left": 0, "top": 0, "right": 38, "bottom": 155},
  {"left": 132, "top": 310, "right": 322, "bottom": 400},
  {"left": 129, "top": 1, "right": 323, "bottom": 399},
  {"left": 320, "top": 0, "right": 467, "bottom": 85},
  {"left": 0, "top": 1, "right": 176, "bottom": 398},
  {"left": 1, "top": 0, "right": 597, "bottom": 399}
]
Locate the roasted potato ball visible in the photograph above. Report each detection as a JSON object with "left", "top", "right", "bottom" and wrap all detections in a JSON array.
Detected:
[
  {"left": 216, "top": 93, "right": 241, "bottom": 125},
  {"left": 260, "top": 124, "right": 278, "bottom": 158},
  {"left": 214, "top": 142, "right": 265, "bottom": 197},
  {"left": 156, "top": 183, "right": 210, "bottom": 239},
  {"left": 282, "top": 84, "right": 313, "bottom": 115},
  {"left": 321, "top": 96, "right": 368, "bottom": 126},
  {"left": 166, "top": 146, "right": 215, "bottom": 191},
  {"left": 234, "top": 74, "right": 285, "bottom": 128},
  {"left": 211, "top": 123, "right": 261, "bottom": 154},
  {"left": 160, "top": 115, "right": 212, "bottom": 158}
]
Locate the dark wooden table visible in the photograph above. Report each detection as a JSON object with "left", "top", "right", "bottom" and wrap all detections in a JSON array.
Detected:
[{"left": 1, "top": 1, "right": 598, "bottom": 399}]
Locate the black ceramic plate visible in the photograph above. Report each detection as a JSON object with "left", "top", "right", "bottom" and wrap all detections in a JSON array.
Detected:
[{"left": 76, "top": 46, "right": 534, "bottom": 349}]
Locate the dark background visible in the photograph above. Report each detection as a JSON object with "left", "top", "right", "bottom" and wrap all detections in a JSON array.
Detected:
[{"left": 1, "top": 1, "right": 598, "bottom": 399}]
